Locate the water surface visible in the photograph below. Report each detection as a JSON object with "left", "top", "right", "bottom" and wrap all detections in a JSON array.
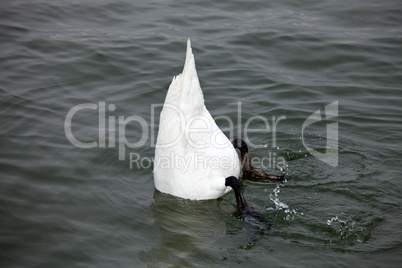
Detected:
[{"left": 1, "top": 0, "right": 401, "bottom": 267}]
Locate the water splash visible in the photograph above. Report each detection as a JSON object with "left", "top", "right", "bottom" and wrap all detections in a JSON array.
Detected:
[
  {"left": 326, "top": 215, "right": 364, "bottom": 242},
  {"left": 267, "top": 184, "right": 299, "bottom": 220},
  {"left": 327, "top": 215, "right": 356, "bottom": 230}
]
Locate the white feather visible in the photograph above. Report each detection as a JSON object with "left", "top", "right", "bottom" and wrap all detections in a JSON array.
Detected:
[{"left": 154, "top": 39, "right": 240, "bottom": 200}]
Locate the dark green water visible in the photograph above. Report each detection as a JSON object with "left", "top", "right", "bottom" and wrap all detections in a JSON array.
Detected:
[{"left": 1, "top": 0, "right": 401, "bottom": 267}]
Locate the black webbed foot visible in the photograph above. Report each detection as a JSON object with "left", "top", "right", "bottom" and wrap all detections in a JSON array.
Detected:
[
  {"left": 232, "top": 138, "right": 291, "bottom": 183},
  {"left": 225, "top": 176, "right": 274, "bottom": 232}
]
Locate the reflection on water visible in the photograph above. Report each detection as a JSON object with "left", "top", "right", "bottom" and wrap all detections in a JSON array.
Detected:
[
  {"left": 140, "top": 184, "right": 285, "bottom": 266},
  {"left": 139, "top": 190, "right": 229, "bottom": 266}
]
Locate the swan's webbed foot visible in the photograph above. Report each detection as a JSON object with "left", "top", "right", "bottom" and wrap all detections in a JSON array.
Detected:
[
  {"left": 231, "top": 138, "right": 291, "bottom": 184},
  {"left": 225, "top": 176, "right": 275, "bottom": 231}
]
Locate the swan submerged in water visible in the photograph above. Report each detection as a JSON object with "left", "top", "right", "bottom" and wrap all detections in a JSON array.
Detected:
[
  {"left": 154, "top": 39, "right": 240, "bottom": 200},
  {"left": 154, "top": 40, "right": 289, "bottom": 201}
]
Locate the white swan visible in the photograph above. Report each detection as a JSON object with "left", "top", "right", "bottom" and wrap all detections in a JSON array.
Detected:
[{"left": 154, "top": 39, "right": 240, "bottom": 200}]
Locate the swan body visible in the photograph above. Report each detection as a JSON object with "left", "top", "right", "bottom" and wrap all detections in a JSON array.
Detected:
[{"left": 154, "top": 39, "right": 240, "bottom": 200}]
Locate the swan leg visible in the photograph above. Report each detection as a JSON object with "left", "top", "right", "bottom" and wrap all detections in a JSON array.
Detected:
[
  {"left": 231, "top": 138, "right": 291, "bottom": 183},
  {"left": 242, "top": 172, "right": 290, "bottom": 183}
]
